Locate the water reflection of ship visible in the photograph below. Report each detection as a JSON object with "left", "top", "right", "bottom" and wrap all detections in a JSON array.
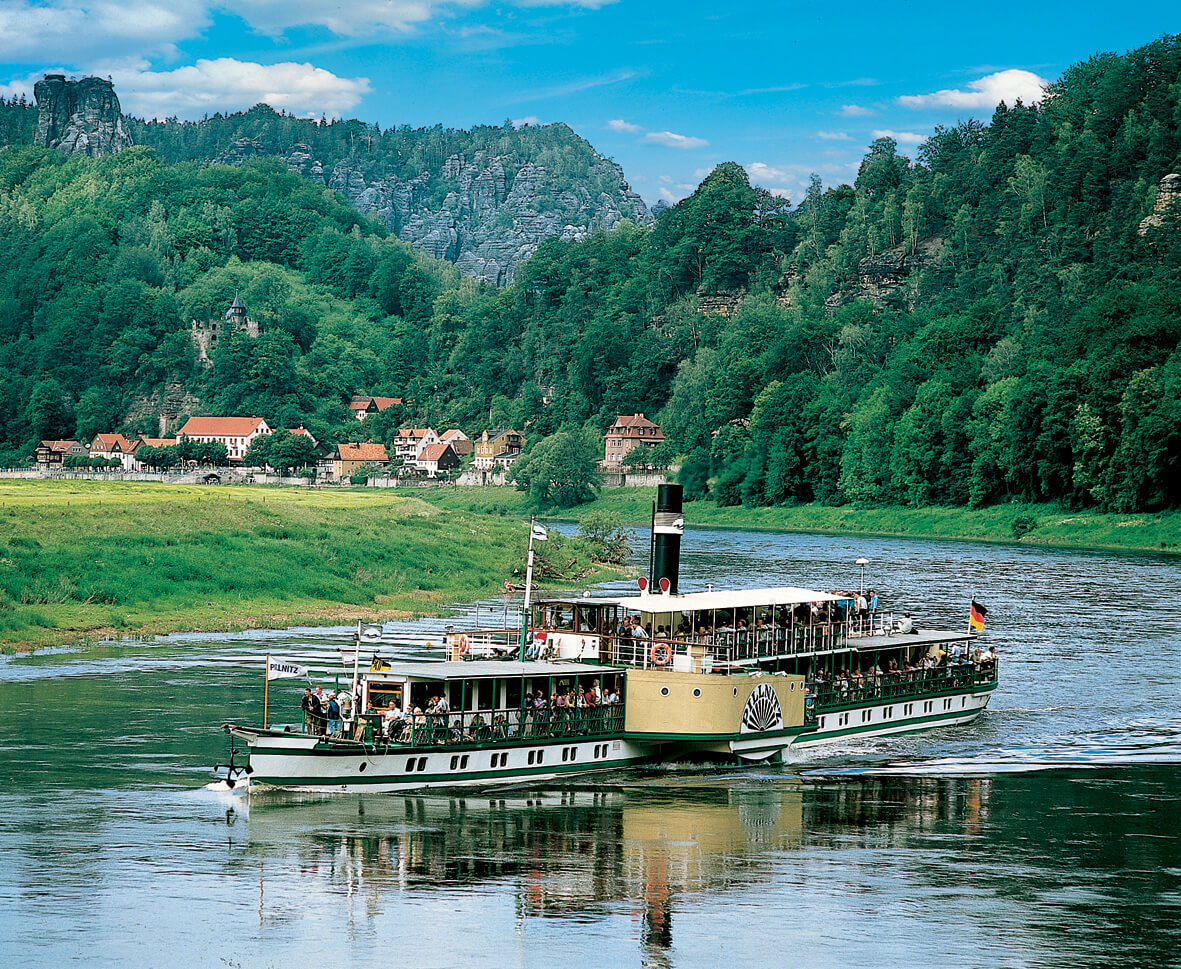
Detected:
[{"left": 235, "top": 777, "right": 991, "bottom": 956}]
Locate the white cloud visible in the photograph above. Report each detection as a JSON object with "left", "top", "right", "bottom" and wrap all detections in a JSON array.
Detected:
[
  {"left": 643, "top": 130, "right": 708, "bottom": 149},
  {"left": 746, "top": 162, "right": 789, "bottom": 182},
  {"left": 511, "top": 115, "right": 540, "bottom": 126},
  {"left": 816, "top": 130, "right": 851, "bottom": 140},
  {"left": 658, "top": 186, "right": 682, "bottom": 202},
  {"left": 898, "top": 69, "right": 1047, "bottom": 110},
  {"left": 871, "top": 128, "right": 927, "bottom": 145},
  {"left": 111, "top": 58, "right": 371, "bottom": 120},
  {"left": 607, "top": 118, "right": 642, "bottom": 132},
  {"left": 515, "top": 0, "right": 620, "bottom": 7},
  {"left": 225, "top": 0, "right": 482, "bottom": 37},
  {"left": 0, "top": 0, "right": 207, "bottom": 61},
  {"left": 839, "top": 104, "right": 874, "bottom": 117}
]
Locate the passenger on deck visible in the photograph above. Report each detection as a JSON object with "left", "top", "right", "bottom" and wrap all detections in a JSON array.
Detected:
[
  {"left": 631, "top": 617, "right": 649, "bottom": 639},
  {"left": 895, "top": 613, "right": 915, "bottom": 634}
]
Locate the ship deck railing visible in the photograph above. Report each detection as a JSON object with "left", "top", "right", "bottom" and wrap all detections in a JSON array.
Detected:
[
  {"left": 601, "top": 624, "right": 851, "bottom": 671},
  {"left": 809, "top": 663, "right": 999, "bottom": 711},
  {"left": 307, "top": 704, "right": 626, "bottom": 748}
]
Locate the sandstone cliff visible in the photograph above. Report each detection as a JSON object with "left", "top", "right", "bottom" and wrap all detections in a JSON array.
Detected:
[{"left": 34, "top": 75, "right": 132, "bottom": 156}]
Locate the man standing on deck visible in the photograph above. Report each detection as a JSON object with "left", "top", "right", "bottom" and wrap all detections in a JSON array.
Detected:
[{"left": 301, "top": 687, "right": 319, "bottom": 733}]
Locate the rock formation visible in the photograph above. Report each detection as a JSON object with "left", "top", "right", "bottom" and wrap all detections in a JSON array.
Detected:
[
  {"left": 1137, "top": 173, "right": 1180, "bottom": 235},
  {"left": 851, "top": 236, "right": 944, "bottom": 309},
  {"left": 34, "top": 75, "right": 132, "bottom": 156},
  {"left": 317, "top": 139, "right": 651, "bottom": 285}
]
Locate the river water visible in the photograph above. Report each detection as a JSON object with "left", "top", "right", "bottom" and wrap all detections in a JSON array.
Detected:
[{"left": 2, "top": 527, "right": 1179, "bottom": 968}]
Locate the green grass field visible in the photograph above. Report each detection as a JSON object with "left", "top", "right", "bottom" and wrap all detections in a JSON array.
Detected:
[
  {"left": 0, "top": 481, "right": 606, "bottom": 652},
  {"left": 418, "top": 486, "right": 1181, "bottom": 554}
]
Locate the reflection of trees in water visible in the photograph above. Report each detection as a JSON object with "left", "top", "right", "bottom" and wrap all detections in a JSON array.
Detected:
[
  {"left": 802, "top": 776, "right": 993, "bottom": 844},
  {"left": 243, "top": 771, "right": 1181, "bottom": 965}
]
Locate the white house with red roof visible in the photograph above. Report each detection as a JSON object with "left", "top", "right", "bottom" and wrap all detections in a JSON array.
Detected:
[
  {"left": 349, "top": 395, "right": 403, "bottom": 421},
  {"left": 604, "top": 413, "right": 665, "bottom": 467},
  {"left": 175, "top": 416, "right": 272, "bottom": 463},
  {"left": 440, "top": 428, "right": 473, "bottom": 457},
  {"left": 414, "top": 442, "right": 461, "bottom": 477},
  {"left": 88, "top": 433, "right": 140, "bottom": 471},
  {"left": 392, "top": 427, "right": 440, "bottom": 462}
]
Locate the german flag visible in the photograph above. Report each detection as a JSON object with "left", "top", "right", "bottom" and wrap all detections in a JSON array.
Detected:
[{"left": 969, "top": 599, "right": 988, "bottom": 632}]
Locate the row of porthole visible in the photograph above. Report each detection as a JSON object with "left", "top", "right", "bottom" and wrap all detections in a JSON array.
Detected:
[{"left": 658, "top": 682, "right": 801, "bottom": 698}]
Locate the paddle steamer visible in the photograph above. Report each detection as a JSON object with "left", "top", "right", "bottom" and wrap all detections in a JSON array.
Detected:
[{"left": 221, "top": 485, "right": 997, "bottom": 791}]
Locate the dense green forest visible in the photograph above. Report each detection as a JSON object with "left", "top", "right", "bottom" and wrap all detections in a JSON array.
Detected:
[{"left": 1, "top": 35, "right": 1179, "bottom": 513}]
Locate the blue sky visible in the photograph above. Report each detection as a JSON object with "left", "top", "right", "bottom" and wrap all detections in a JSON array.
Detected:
[{"left": 1, "top": 1, "right": 1177, "bottom": 205}]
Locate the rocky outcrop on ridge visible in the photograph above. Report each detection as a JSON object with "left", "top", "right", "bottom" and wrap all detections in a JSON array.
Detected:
[
  {"left": 34, "top": 75, "right": 133, "bottom": 156},
  {"left": 320, "top": 140, "right": 651, "bottom": 285},
  {"left": 1138, "top": 173, "right": 1181, "bottom": 235}
]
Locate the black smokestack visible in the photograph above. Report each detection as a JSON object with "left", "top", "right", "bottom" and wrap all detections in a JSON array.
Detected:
[{"left": 652, "top": 484, "right": 684, "bottom": 594}]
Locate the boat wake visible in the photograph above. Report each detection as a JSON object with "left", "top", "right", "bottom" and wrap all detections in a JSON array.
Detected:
[{"left": 801, "top": 720, "right": 1181, "bottom": 777}]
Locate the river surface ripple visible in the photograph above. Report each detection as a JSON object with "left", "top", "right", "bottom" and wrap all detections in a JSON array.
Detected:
[{"left": 1, "top": 527, "right": 1178, "bottom": 968}]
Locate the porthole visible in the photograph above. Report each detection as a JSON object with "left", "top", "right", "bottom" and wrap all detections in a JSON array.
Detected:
[
  {"left": 692, "top": 688, "right": 701, "bottom": 698},
  {"left": 733, "top": 687, "right": 739, "bottom": 697},
  {"left": 660, "top": 687, "right": 670, "bottom": 696},
  {"left": 359, "top": 762, "right": 367, "bottom": 773}
]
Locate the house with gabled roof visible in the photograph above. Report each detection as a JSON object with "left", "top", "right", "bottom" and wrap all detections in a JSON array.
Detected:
[
  {"left": 35, "top": 439, "right": 86, "bottom": 470},
  {"left": 604, "top": 413, "right": 664, "bottom": 467},
  {"left": 89, "top": 433, "right": 140, "bottom": 471},
  {"left": 414, "top": 442, "right": 461, "bottom": 478},
  {"left": 440, "top": 428, "right": 473, "bottom": 457},
  {"left": 333, "top": 442, "right": 389, "bottom": 479},
  {"left": 175, "top": 416, "right": 271, "bottom": 464},
  {"left": 392, "top": 427, "right": 440, "bottom": 462},
  {"left": 349, "top": 395, "right": 403, "bottom": 421},
  {"left": 473, "top": 428, "right": 523, "bottom": 471}
]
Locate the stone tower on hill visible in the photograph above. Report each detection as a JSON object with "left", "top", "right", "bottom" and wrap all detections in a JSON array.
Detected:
[
  {"left": 191, "top": 293, "right": 260, "bottom": 365},
  {"left": 33, "top": 75, "right": 133, "bottom": 156}
]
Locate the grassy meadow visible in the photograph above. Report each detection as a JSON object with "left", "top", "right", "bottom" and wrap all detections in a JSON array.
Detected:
[
  {"left": 0, "top": 481, "right": 606, "bottom": 652},
  {"left": 418, "top": 486, "right": 1181, "bottom": 554}
]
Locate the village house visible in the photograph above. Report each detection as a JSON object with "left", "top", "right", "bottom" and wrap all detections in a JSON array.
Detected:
[
  {"left": 603, "top": 413, "right": 665, "bottom": 467},
  {"left": 89, "top": 433, "right": 140, "bottom": 471},
  {"left": 473, "top": 428, "right": 524, "bottom": 471},
  {"left": 333, "top": 442, "right": 389, "bottom": 479},
  {"left": 175, "top": 416, "right": 272, "bottom": 464},
  {"left": 414, "top": 442, "right": 461, "bottom": 478},
  {"left": 34, "top": 439, "right": 87, "bottom": 470},
  {"left": 392, "top": 427, "right": 440, "bottom": 463},
  {"left": 440, "top": 428, "right": 473, "bottom": 457},
  {"left": 288, "top": 425, "right": 331, "bottom": 459},
  {"left": 349, "top": 395, "right": 403, "bottom": 421}
]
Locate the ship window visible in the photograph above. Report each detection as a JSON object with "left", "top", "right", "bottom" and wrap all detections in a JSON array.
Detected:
[
  {"left": 537, "top": 750, "right": 545, "bottom": 764},
  {"left": 569, "top": 748, "right": 577, "bottom": 761},
  {"left": 562, "top": 749, "right": 569, "bottom": 762},
  {"left": 733, "top": 688, "right": 739, "bottom": 697},
  {"left": 416, "top": 758, "right": 427, "bottom": 772},
  {"left": 450, "top": 756, "right": 459, "bottom": 770},
  {"left": 461, "top": 755, "right": 469, "bottom": 769},
  {"left": 692, "top": 688, "right": 701, "bottom": 698},
  {"left": 961, "top": 697, "right": 966, "bottom": 708},
  {"left": 660, "top": 687, "right": 670, "bottom": 697},
  {"left": 528, "top": 751, "right": 536, "bottom": 765},
  {"left": 405, "top": 759, "right": 416, "bottom": 773}
]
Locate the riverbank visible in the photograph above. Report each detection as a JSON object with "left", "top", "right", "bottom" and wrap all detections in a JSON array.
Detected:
[
  {"left": 416, "top": 487, "right": 1181, "bottom": 554},
  {"left": 0, "top": 481, "right": 608, "bottom": 653}
]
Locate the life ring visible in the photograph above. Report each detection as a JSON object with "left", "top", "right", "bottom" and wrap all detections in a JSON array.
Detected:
[
  {"left": 651, "top": 642, "right": 672, "bottom": 666},
  {"left": 458, "top": 635, "right": 470, "bottom": 657}
]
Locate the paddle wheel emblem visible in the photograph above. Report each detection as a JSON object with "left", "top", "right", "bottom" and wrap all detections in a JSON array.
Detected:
[{"left": 740, "top": 683, "right": 783, "bottom": 733}]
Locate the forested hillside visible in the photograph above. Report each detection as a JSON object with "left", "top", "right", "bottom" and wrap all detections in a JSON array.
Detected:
[{"left": 1, "top": 35, "right": 1179, "bottom": 512}]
